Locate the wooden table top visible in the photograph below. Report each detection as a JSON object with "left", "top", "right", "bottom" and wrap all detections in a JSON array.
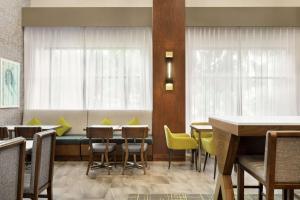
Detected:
[
  {"left": 84, "top": 125, "right": 150, "bottom": 131},
  {"left": 4, "top": 125, "right": 61, "bottom": 131},
  {"left": 190, "top": 124, "right": 213, "bottom": 131},
  {"left": 209, "top": 116, "right": 300, "bottom": 136}
]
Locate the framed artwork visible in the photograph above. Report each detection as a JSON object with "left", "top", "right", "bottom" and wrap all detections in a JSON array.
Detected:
[{"left": 0, "top": 58, "right": 20, "bottom": 108}]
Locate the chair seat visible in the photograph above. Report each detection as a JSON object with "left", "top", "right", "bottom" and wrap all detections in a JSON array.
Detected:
[
  {"left": 92, "top": 143, "right": 116, "bottom": 153},
  {"left": 238, "top": 155, "right": 265, "bottom": 182},
  {"left": 122, "top": 143, "right": 148, "bottom": 153}
]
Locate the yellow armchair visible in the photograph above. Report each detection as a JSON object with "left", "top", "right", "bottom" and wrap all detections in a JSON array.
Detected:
[
  {"left": 164, "top": 125, "right": 198, "bottom": 169},
  {"left": 201, "top": 134, "right": 217, "bottom": 179},
  {"left": 191, "top": 122, "right": 213, "bottom": 140}
]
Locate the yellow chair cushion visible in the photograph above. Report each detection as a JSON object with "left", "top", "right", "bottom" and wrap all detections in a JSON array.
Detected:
[
  {"left": 164, "top": 126, "right": 198, "bottom": 150},
  {"left": 100, "top": 118, "right": 113, "bottom": 125},
  {"left": 56, "top": 117, "right": 72, "bottom": 137},
  {"left": 201, "top": 137, "right": 216, "bottom": 155},
  {"left": 127, "top": 117, "right": 140, "bottom": 125},
  {"left": 26, "top": 118, "right": 42, "bottom": 126}
]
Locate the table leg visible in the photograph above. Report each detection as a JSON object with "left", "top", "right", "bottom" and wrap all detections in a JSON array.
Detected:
[
  {"left": 198, "top": 130, "right": 202, "bottom": 172},
  {"left": 213, "top": 128, "right": 240, "bottom": 200}
]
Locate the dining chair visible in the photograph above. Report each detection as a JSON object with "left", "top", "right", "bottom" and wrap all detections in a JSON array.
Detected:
[
  {"left": 86, "top": 126, "right": 117, "bottom": 175},
  {"left": 164, "top": 125, "right": 198, "bottom": 169},
  {"left": 122, "top": 125, "right": 149, "bottom": 175},
  {"left": 14, "top": 126, "right": 42, "bottom": 139},
  {"left": 0, "top": 137, "right": 26, "bottom": 200},
  {"left": 237, "top": 131, "right": 300, "bottom": 200},
  {"left": 202, "top": 134, "right": 217, "bottom": 179},
  {"left": 23, "top": 130, "right": 56, "bottom": 200},
  {"left": 0, "top": 126, "right": 9, "bottom": 139}
]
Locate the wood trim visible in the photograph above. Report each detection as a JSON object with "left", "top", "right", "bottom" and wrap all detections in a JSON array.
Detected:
[
  {"left": 22, "top": 7, "right": 152, "bottom": 27},
  {"left": 152, "top": 0, "right": 186, "bottom": 161},
  {"left": 186, "top": 7, "right": 300, "bottom": 27}
]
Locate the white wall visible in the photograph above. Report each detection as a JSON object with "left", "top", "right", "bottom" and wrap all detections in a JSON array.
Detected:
[{"left": 30, "top": 0, "right": 300, "bottom": 7}]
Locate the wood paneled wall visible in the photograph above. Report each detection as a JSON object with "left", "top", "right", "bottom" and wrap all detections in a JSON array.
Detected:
[{"left": 152, "top": 0, "right": 186, "bottom": 161}]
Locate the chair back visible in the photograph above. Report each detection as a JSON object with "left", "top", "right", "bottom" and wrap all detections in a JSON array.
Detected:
[
  {"left": 264, "top": 131, "right": 300, "bottom": 184},
  {"left": 164, "top": 125, "right": 173, "bottom": 148},
  {"left": 122, "top": 125, "right": 148, "bottom": 139},
  {"left": 0, "top": 137, "right": 26, "bottom": 200},
  {"left": 29, "top": 130, "right": 56, "bottom": 194},
  {"left": 0, "top": 127, "right": 9, "bottom": 139},
  {"left": 86, "top": 126, "right": 113, "bottom": 139},
  {"left": 14, "top": 126, "right": 42, "bottom": 139}
]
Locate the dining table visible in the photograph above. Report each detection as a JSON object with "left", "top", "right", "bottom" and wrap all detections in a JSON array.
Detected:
[
  {"left": 190, "top": 124, "right": 213, "bottom": 172},
  {"left": 209, "top": 116, "right": 300, "bottom": 200},
  {"left": 2, "top": 125, "right": 61, "bottom": 138}
]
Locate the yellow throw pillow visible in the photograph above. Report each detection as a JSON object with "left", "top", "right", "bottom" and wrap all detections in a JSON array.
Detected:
[
  {"left": 101, "top": 118, "right": 113, "bottom": 125},
  {"left": 26, "top": 117, "right": 42, "bottom": 126},
  {"left": 127, "top": 117, "right": 140, "bottom": 125},
  {"left": 56, "top": 117, "right": 72, "bottom": 137}
]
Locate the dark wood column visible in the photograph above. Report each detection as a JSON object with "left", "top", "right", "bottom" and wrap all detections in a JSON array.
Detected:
[{"left": 152, "top": 0, "right": 186, "bottom": 161}]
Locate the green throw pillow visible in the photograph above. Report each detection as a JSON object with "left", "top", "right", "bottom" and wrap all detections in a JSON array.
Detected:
[
  {"left": 127, "top": 117, "right": 140, "bottom": 125},
  {"left": 26, "top": 117, "right": 42, "bottom": 125},
  {"left": 101, "top": 118, "right": 113, "bottom": 125},
  {"left": 56, "top": 117, "right": 72, "bottom": 137}
]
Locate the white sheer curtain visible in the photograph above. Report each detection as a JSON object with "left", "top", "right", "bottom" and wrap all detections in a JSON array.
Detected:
[
  {"left": 24, "top": 27, "right": 152, "bottom": 110},
  {"left": 186, "top": 27, "right": 300, "bottom": 124}
]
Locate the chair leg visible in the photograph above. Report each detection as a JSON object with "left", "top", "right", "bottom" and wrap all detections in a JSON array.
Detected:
[
  {"left": 191, "top": 149, "right": 195, "bottom": 164},
  {"left": 122, "top": 150, "right": 129, "bottom": 175},
  {"left": 194, "top": 150, "right": 198, "bottom": 170},
  {"left": 104, "top": 150, "right": 110, "bottom": 175},
  {"left": 141, "top": 151, "right": 146, "bottom": 175},
  {"left": 47, "top": 184, "right": 53, "bottom": 200},
  {"left": 168, "top": 149, "right": 173, "bottom": 169},
  {"left": 144, "top": 151, "right": 148, "bottom": 167},
  {"left": 259, "top": 183, "right": 263, "bottom": 200},
  {"left": 237, "top": 165, "right": 244, "bottom": 200},
  {"left": 86, "top": 152, "right": 93, "bottom": 175},
  {"left": 213, "top": 157, "right": 217, "bottom": 179},
  {"left": 266, "top": 187, "right": 274, "bottom": 200},
  {"left": 283, "top": 189, "right": 294, "bottom": 200},
  {"left": 203, "top": 152, "right": 208, "bottom": 171},
  {"left": 114, "top": 150, "right": 117, "bottom": 168}
]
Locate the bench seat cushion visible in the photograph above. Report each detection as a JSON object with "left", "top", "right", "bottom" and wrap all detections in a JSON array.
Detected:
[{"left": 56, "top": 135, "right": 84, "bottom": 145}]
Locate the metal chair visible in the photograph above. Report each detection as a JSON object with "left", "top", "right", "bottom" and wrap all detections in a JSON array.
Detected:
[
  {"left": 122, "top": 125, "right": 149, "bottom": 175},
  {"left": 14, "top": 126, "right": 42, "bottom": 139},
  {"left": 237, "top": 131, "right": 300, "bottom": 200},
  {"left": 23, "top": 130, "right": 56, "bottom": 200},
  {"left": 86, "top": 126, "right": 117, "bottom": 175},
  {"left": 0, "top": 137, "right": 26, "bottom": 200}
]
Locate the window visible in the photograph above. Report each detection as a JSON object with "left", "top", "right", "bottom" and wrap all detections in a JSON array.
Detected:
[
  {"left": 186, "top": 27, "right": 299, "bottom": 124},
  {"left": 24, "top": 27, "right": 152, "bottom": 110}
]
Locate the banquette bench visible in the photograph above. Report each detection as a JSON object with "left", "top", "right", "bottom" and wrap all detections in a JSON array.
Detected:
[{"left": 23, "top": 110, "right": 153, "bottom": 161}]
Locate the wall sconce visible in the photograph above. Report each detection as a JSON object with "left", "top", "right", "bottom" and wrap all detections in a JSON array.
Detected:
[{"left": 165, "top": 51, "right": 174, "bottom": 91}]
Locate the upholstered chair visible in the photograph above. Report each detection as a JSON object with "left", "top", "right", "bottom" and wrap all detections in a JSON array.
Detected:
[
  {"left": 122, "top": 125, "right": 149, "bottom": 175},
  {"left": 202, "top": 134, "right": 217, "bottom": 179},
  {"left": 14, "top": 126, "right": 42, "bottom": 139},
  {"left": 86, "top": 126, "right": 117, "bottom": 175},
  {"left": 237, "top": 131, "right": 300, "bottom": 200},
  {"left": 164, "top": 125, "right": 198, "bottom": 169},
  {"left": 23, "top": 130, "right": 56, "bottom": 200},
  {"left": 191, "top": 122, "right": 213, "bottom": 140},
  {"left": 0, "top": 126, "right": 9, "bottom": 139},
  {"left": 0, "top": 137, "right": 26, "bottom": 200}
]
